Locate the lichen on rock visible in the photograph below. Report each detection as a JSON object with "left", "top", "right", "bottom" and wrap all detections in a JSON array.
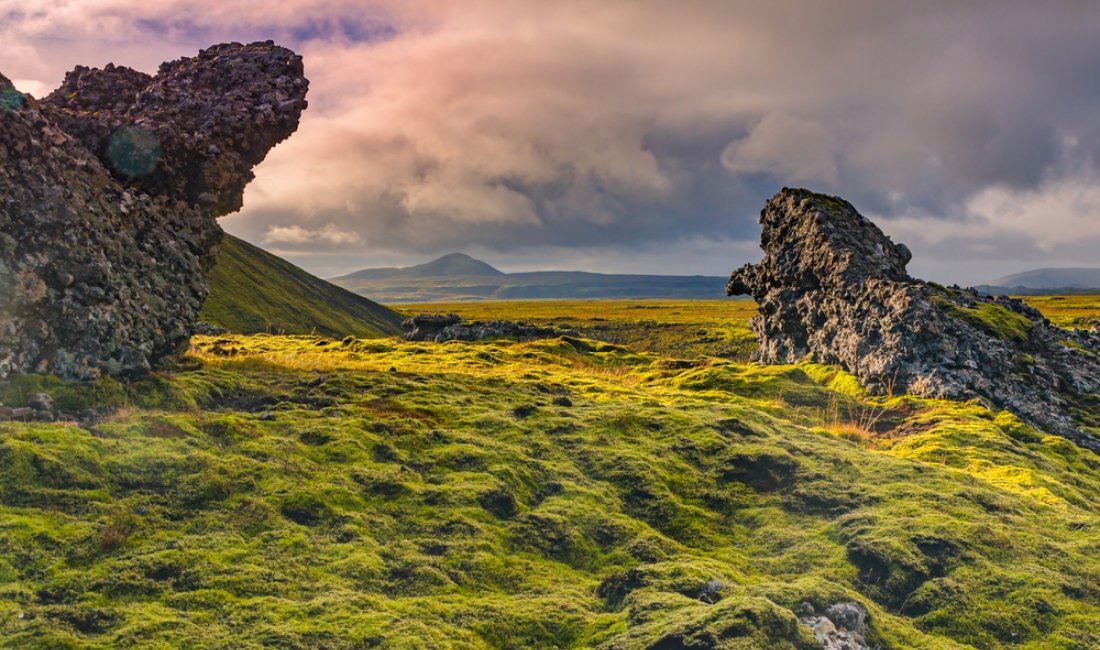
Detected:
[
  {"left": 0, "top": 41, "right": 308, "bottom": 380},
  {"left": 729, "top": 188, "right": 1100, "bottom": 449}
]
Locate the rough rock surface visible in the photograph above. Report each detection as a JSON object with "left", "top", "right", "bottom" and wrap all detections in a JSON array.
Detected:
[
  {"left": 403, "top": 314, "right": 577, "bottom": 343},
  {"left": 0, "top": 42, "right": 307, "bottom": 379},
  {"left": 797, "top": 602, "right": 872, "bottom": 650},
  {"left": 729, "top": 188, "right": 1100, "bottom": 449}
]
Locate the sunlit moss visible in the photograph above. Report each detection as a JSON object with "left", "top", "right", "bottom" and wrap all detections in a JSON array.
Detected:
[
  {"left": 0, "top": 301, "right": 1098, "bottom": 648},
  {"left": 933, "top": 296, "right": 1035, "bottom": 342}
]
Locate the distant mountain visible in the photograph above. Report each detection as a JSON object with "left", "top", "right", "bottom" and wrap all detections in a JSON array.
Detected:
[
  {"left": 202, "top": 235, "right": 405, "bottom": 337},
  {"left": 974, "top": 267, "right": 1100, "bottom": 296},
  {"left": 329, "top": 253, "right": 729, "bottom": 302},
  {"left": 335, "top": 252, "right": 505, "bottom": 282}
]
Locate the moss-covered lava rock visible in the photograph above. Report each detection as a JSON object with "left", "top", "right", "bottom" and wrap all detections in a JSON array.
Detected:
[
  {"left": 0, "top": 42, "right": 308, "bottom": 380},
  {"left": 728, "top": 188, "right": 1100, "bottom": 449}
]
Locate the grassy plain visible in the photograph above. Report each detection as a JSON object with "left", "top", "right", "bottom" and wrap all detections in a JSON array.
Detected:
[
  {"left": 398, "top": 295, "right": 1099, "bottom": 356},
  {"left": 0, "top": 300, "right": 1098, "bottom": 648},
  {"left": 1022, "top": 295, "right": 1100, "bottom": 330},
  {"left": 399, "top": 299, "right": 759, "bottom": 360}
]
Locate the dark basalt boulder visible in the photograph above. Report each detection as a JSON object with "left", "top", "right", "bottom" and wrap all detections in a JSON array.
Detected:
[
  {"left": 403, "top": 313, "right": 577, "bottom": 343},
  {"left": 729, "top": 188, "right": 1100, "bottom": 449},
  {"left": 0, "top": 41, "right": 308, "bottom": 380}
]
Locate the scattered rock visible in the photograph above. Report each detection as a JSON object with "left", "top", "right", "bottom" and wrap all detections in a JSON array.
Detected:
[
  {"left": 28, "top": 393, "right": 54, "bottom": 412},
  {"left": 9, "top": 407, "right": 34, "bottom": 420},
  {"left": 797, "top": 601, "right": 872, "bottom": 650},
  {"left": 208, "top": 344, "right": 239, "bottom": 358},
  {"left": 402, "top": 313, "right": 577, "bottom": 342},
  {"left": 729, "top": 188, "right": 1100, "bottom": 449},
  {"left": 192, "top": 322, "right": 228, "bottom": 336},
  {"left": 824, "top": 603, "right": 868, "bottom": 634},
  {"left": 552, "top": 396, "right": 573, "bottom": 407},
  {"left": 513, "top": 405, "right": 538, "bottom": 419},
  {"left": 697, "top": 579, "right": 725, "bottom": 603},
  {"left": 0, "top": 41, "right": 308, "bottom": 380}
]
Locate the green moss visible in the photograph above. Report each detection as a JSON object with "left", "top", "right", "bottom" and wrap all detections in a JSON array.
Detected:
[
  {"left": 798, "top": 362, "right": 867, "bottom": 399},
  {"left": 934, "top": 296, "right": 1035, "bottom": 342},
  {"left": 0, "top": 374, "right": 128, "bottom": 411},
  {"left": 400, "top": 300, "right": 760, "bottom": 361},
  {"left": 1022, "top": 295, "right": 1100, "bottom": 330},
  {"left": 803, "top": 191, "right": 854, "bottom": 216},
  {"left": 1059, "top": 338, "right": 1097, "bottom": 360},
  {"left": 1, "top": 302, "right": 1099, "bottom": 648}
]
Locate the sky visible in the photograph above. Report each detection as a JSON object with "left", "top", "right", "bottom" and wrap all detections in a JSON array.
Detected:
[{"left": 4, "top": 1, "right": 1100, "bottom": 285}]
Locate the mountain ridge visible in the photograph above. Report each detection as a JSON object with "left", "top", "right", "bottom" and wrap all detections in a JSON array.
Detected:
[
  {"left": 974, "top": 267, "right": 1100, "bottom": 296},
  {"left": 330, "top": 253, "right": 728, "bottom": 302},
  {"left": 333, "top": 252, "right": 504, "bottom": 282},
  {"left": 981, "top": 266, "right": 1100, "bottom": 294}
]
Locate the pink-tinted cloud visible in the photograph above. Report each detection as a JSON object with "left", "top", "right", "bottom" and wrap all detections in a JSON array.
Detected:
[{"left": 4, "top": 1, "right": 1100, "bottom": 283}]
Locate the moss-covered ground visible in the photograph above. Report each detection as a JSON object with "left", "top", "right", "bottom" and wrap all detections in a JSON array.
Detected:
[
  {"left": 399, "top": 296, "right": 1094, "bottom": 358},
  {"left": 0, "top": 301, "right": 1098, "bottom": 648},
  {"left": 1022, "top": 295, "right": 1100, "bottom": 330},
  {"left": 399, "top": 300, "right": 759, "bottom": 360}
]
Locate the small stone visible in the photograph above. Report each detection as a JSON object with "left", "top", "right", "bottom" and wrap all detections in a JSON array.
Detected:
[
  {"left": 825, "top": 602, "right": 868, "bottom": 635},
  {"left": 28, "top": 392, "right": 54, "bottom": 412},
  {"left": 513, "top": 405, "right": 538, "bottom": 419},
  {"left": 697, "top": 579, "right": 724, "bottom": 603},
  {"left": 812, "top": 617, "right": 837, "bottom": 637}
]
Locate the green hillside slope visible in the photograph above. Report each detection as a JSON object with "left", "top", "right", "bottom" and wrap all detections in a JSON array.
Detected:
[
  {"left": 1, "top": 301, "right": 1098, "bottom": 648},
  {"left": 201, "top": 235, "right": 404, "bottom": 338}
]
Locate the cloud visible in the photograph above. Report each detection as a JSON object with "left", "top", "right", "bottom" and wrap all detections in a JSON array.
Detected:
[
  {"left": 262, "top": 223, "right": 361, "bottom": 247},
  {"left": 886, "top": 171, "right": 1100, "bottom": 282},
  {"left": 5, "top": 1, "right": 1100, "bottom": 282},
  {"left": 721, "top": 113, "right": 839, "bottom": 187}
]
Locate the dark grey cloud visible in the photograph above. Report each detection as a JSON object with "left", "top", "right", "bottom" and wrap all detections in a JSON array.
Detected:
[{"left": 4, "top": 1, "right": 1100, "bottom": 283}]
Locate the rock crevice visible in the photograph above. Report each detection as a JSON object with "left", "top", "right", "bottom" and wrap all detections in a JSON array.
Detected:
[
  {"left": 0, "top": 41, "right": 308, "bottom": 379},
  {"left": 729, "top": 188, "right": 1100, "bottom": 449}
]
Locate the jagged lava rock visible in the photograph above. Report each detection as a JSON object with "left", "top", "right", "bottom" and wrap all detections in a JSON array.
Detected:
[
  {"left": 729, "top": 188, "right": 1100, "bottom": 449},
  {"left": 403, "top": 313, "right": 577, "bottom": 343},
  {"left": 0, "top": 41, "right": 307, "bottom": 380}
]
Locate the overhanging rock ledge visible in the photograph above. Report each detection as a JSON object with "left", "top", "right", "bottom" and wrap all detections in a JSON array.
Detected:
[{"left": 0, "top": 41, "right": 308, "bottom": 380}]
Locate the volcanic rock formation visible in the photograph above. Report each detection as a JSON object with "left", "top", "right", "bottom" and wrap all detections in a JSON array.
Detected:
[
  {"left": 403, "top": 313, "right": 577, "bottom": 343},
  {"left": 0, "top": 41, "right": 307, "bottom": 380},
  {"left": 729, "top": 188, "right": 1100, "bottom": 449}
]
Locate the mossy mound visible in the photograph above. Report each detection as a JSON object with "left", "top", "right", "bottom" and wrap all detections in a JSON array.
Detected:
[
  {"left": 0, "top": 331, "right": 1098, "bottom": 648},
  {"left": 934, "top": 298, "right": 1035, "bottom": 343}
]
